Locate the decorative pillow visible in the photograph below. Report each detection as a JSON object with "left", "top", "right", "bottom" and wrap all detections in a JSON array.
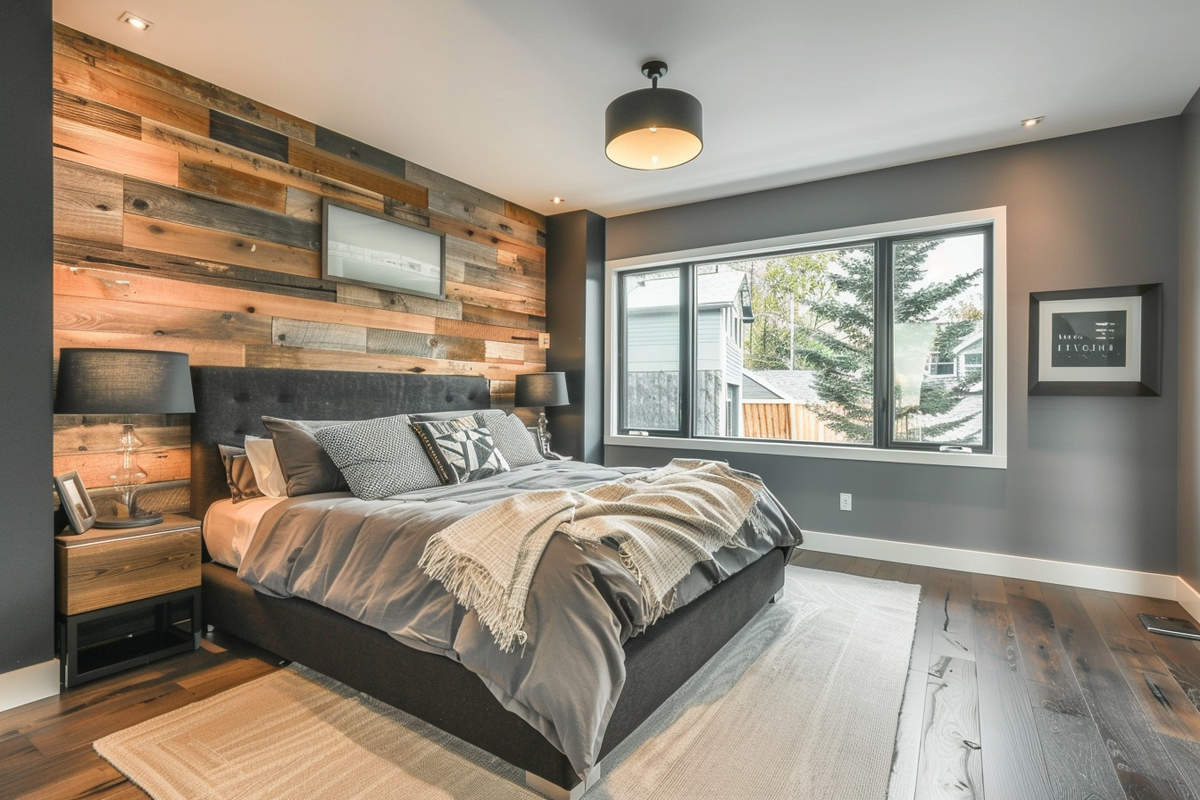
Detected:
[
  {"left": 218, "top": 444, "right": 264, "bottom": 503},
  {"left": 410, "top": 417, "right": 511, "bottom": 485},
  {"left": 313, "top": 415, "right": 442, "bottom": 500},
  {"left": 260, "top": 417, "right": 350, "bottom": 496},
  {"left": 476, "top": 411, "right": 544, "bottom": 467},
  {"left": 243, "top": 435, "right": 287, "bottom": 498},
  {"left": 409, "top": 410, "right": 484, "bottom": 423}
]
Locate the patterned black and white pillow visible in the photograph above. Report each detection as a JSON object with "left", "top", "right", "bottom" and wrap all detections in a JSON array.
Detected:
[
  {"left": 313, "top": 414, "right": 443, "bottom": 500},
  {"left": 410, "top": 417, "right": 510, "bottom": 485},
  {"left": 475, "top": 411, "right": 544, "bottom": 467}
]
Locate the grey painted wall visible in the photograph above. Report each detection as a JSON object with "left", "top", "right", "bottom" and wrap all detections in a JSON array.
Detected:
[
  {"left": 546, "top": 210, "right": 606, "bottom": 463},
  {"left": 0, "top": 0, "right": 53, "bottom": 673},
  {"left": 1181, "top": 89, "right": 1200, "bottom": 591},
  {"left": 608, "top": 120, "right": 1182, "bottom": 574}
]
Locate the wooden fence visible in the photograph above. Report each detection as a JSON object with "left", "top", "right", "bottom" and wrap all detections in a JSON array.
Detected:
[{"left": 741, "top": 401, "right": 847, "bottom": 443}]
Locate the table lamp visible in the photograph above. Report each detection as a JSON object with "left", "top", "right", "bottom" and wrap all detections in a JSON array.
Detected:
[
  {"left": 515, "top": 372, "right": 569, "bottom": 458},
  {"left": 55, "top": 348, "right": 195, "bottom": 528}
]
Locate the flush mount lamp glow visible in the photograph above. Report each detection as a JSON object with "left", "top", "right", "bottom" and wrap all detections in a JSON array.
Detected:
[
  {"left": 119, "top": 11, "right": 153, "bottom": 31},
  {"left": 605, "top": 60, "right": 703, "bottom": 170}
]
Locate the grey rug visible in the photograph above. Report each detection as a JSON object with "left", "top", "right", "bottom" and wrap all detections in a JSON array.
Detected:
[{"left": 95, "top": 566, "right": 921, "bottom": 799}]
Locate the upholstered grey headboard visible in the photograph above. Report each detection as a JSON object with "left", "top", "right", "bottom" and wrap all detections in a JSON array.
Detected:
[{"left": 190, "top": 367, "right": 490, "bottom": 519}]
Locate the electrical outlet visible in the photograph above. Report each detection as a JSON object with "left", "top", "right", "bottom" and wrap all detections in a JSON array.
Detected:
[{"left": 839, "top": 493, "right": 852, "bottom": 511}]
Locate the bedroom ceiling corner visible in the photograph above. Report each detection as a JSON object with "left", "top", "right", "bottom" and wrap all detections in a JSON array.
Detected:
[{"left": 52, "top": 0, "right": 1200, "bottom": 217}]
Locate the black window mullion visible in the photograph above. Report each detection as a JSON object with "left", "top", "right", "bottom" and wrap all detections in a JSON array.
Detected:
[
  {"left": 874, "top": 238, "right": 892, "bottom": 449},
  {"left": 981, "top": 227, "right": 994, "bottom": 453},
  {"left": 681, "top": 264, "right": 695, "bottom": 439}
]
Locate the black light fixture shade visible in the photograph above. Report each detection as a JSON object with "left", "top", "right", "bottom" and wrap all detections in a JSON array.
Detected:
[
  {"left": 516, "top": 372, "right": 570, "bottom": 408},
  {"left": 55, "top": 349, "right": 196, "bottom": 414},
  {"left": 605, "top": 60, "right": 703, "bottom": 171}
]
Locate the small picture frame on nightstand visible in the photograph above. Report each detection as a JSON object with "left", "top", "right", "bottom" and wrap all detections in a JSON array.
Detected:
[{"left": 54, "top": 470, "right": 96, "bottom": 535}]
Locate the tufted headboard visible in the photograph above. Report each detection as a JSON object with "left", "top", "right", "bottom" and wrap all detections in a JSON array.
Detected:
[{"left": 190, "top": 367, "right": 491, "bottom": 519}]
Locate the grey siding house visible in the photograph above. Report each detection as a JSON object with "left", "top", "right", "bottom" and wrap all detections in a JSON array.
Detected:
[{"left": 624, "top": 270, "right": 750, "bottom": 435}]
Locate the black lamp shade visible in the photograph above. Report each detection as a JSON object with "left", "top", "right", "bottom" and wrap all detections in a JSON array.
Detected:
[
  {"left": 516, "top": 372, "right": 569, "bottom": 408},
  {"left": 605, "top": 86, "right": 703, "bottom": 170},
  {"left": 55, "top": 348, "right": 195, "bottom": 414}
]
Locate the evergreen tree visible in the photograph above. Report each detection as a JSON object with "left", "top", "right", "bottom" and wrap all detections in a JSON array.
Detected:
[{"left": 741, "top": 252, "right": 835, "bottom": 371}]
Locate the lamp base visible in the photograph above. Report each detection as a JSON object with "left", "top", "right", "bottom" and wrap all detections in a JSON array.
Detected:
[{"left": 94, "top": 513, "right": 164, "bottom": 529}]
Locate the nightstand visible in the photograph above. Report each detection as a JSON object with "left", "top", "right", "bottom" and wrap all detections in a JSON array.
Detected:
[{"left": 55, "top": 514, "right": 202, "bottom": 687}]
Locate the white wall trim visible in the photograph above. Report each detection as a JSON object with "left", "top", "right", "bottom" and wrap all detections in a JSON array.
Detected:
[
  {"left": 1179, "top": 577, "right": 1200, "bottom": 623},
  {"left": 0, "top": 660, "right": 59, "bottom": 714},
  {"left": 802, "top": 529, "right": 1180, "bottom": 600},
  {"left": 603, "top": 206, "right": 1008, "bottom": 470}
]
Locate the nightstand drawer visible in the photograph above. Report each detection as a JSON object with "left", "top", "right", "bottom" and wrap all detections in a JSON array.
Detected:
[{"left": 56, "top": 528, "right": 201, "bottom": 615}]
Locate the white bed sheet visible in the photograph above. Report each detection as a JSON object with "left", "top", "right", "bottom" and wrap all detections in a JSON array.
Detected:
[{"left": 203, "top": 496, "right": 286, "bottom": 568}]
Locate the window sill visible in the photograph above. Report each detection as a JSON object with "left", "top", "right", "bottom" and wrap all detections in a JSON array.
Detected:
[{"left": 604, "top": 434, "right": 1007, "bottom": 469}]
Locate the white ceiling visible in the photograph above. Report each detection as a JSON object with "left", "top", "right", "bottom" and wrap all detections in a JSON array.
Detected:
[{"left": 53, "top": 0, "right": 1200, "bottom": 218}]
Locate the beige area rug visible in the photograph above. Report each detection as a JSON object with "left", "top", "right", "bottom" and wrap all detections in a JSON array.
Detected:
[{"left": 95, "top": 566, "right": 921, "bottom": 800}]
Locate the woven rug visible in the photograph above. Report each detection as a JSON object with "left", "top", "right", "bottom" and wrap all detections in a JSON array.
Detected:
[{"left": 95, "top": 566, "right": 921, "bottom": 800}]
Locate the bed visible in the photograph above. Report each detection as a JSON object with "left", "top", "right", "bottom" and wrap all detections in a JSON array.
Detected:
[{"left": 192, "top": 366, "right": 797, "bottom": 799}]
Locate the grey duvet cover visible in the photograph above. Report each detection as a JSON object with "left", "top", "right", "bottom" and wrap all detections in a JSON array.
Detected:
[{"left": 236, "top": 460, "right": 800, "bottom": 777}]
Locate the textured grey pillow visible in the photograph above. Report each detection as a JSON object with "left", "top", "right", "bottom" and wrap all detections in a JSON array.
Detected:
[
  {"left": 218, "top": 444, "right": 263, "bottom": 503},
  {"left": 411, "top": 417, "right": 510, "bottom": 485},
  {"left": 313, "top": 414, "right": 442, "bottom": 500},
  {"left": 476, "top": 411, "right": 543, "bottom": 467},
  {"left": 261, "top": 417, "right": 350, "bottom": 497}
]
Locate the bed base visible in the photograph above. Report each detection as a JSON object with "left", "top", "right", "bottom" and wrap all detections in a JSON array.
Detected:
[
  {"left": 202, "top": 547, "right": 786, "bottom": 795},
  {"left": 526, "top": 765, "right": 601, "bottom": 800}
]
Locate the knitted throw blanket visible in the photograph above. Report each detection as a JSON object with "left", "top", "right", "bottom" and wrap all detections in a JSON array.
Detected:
[{"left": 418, "top": 459, "right": 768, "bottom": 652}]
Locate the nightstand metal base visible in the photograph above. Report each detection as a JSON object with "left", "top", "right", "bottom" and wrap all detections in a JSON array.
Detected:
[{"left": 57, "top": 587, "right": 201, "bottom": 688}]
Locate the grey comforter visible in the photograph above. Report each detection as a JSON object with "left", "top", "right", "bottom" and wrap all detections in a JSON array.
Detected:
[{"left": 236, "top": 460, "right": 800, "bottom": 777}]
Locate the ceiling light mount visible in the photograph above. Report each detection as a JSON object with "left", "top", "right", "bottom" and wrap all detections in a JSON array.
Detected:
[
  {"left": 1021, "top": 116, "right": 1045, "bottom": 128},
  {"left": 641, "top": 60, "right": 668, "bottom": 84},
  {"left": 605, "top": 60, "right": 703, "bottom": 171}
]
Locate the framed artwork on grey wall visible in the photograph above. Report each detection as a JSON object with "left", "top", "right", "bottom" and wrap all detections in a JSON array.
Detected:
[{"left": 1028, "top": 283, "right": 1162, "bottom": 396}]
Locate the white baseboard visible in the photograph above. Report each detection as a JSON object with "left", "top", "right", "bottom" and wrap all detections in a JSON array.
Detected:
[
  {"left": 801, "top": 529, "right": 1180, "bottom": 601},
  {"left": 0, "top": 660, "right": 59, "bottom": 713},
  {"left": 1179, "top": 577, "right": 1200, "bottom": 623}
]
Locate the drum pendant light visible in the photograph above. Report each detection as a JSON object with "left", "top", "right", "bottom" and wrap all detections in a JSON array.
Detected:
[{"left": 605, "top": 60, "right": 703, "bottom": 170}]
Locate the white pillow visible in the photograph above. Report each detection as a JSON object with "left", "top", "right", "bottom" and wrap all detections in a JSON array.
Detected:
[{"left": 244, "top": 435, "right": 287, "bottom": 498}]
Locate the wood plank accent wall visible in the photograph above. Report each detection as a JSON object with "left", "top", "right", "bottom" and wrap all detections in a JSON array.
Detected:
[{"left": 50, "top": 23, "right": 548, "bottom": 506}]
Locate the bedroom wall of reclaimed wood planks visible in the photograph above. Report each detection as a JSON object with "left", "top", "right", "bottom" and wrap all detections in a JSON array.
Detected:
[{"left": 50, "top": 23, "right": 548, "bottom": 511}]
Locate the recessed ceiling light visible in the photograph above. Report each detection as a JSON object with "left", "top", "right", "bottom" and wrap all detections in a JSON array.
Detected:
[
  {"left": 551, "top": 197, "right": 564, "bottom": 205},
  {"left": 118, "top": 11, "right": 153, "bottom": 31},
  {"left": 1021, "top": 116, "right": 1045, "bottom": 128}
]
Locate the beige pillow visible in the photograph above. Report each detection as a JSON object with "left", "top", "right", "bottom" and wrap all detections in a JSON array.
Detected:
[{"left": 244, "top": 435, "right": 287, "bottom": 498}]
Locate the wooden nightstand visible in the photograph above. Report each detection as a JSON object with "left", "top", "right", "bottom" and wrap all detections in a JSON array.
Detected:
[{"left": 55, "top": 514, "right": 202, "bottom": 687}]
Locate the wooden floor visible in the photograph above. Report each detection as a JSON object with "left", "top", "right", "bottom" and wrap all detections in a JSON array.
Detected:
[
  {"left": 791, "top": 550, "right": 1200, "bottom": 800},
  {"left": 2, "top": 553, "right": 1199, "bottom": 799}
]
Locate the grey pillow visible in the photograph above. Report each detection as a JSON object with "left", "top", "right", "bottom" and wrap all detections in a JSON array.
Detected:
[
  {"left": 313, "top": 415, "right": 442, "bottom": 500},
  {"left": 218, "top": 444, "right": 263, "bottom": 503},
  {"left": 411, "top": 417, "right": 510, "bottom": 485},
  {"left": 476, "top": 412, "right": 543, "bottom": 467},
  {"left": 261, "top": 417, "right": 350, "bottom": 496}
]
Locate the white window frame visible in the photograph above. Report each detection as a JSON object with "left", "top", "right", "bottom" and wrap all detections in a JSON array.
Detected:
[{"left": 604, "top": 207, "right": 1008, "bottom": 469}]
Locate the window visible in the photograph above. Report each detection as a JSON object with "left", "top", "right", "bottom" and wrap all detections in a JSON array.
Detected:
[
  {"left": 610, "top": 210, "right": 1004, "bottom": 466},
  {"left": 618, "top": 267, "right": 683, "bottom": 433}
]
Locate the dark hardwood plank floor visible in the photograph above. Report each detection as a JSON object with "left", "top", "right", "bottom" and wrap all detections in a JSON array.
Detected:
[{"left": 2, "top": 553, "right": 1199, "bottom": 799}]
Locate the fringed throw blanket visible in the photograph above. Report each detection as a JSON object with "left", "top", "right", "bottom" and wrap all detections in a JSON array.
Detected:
[{"left": 419, "top": 458, "right": 768, "bottom": 652}]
